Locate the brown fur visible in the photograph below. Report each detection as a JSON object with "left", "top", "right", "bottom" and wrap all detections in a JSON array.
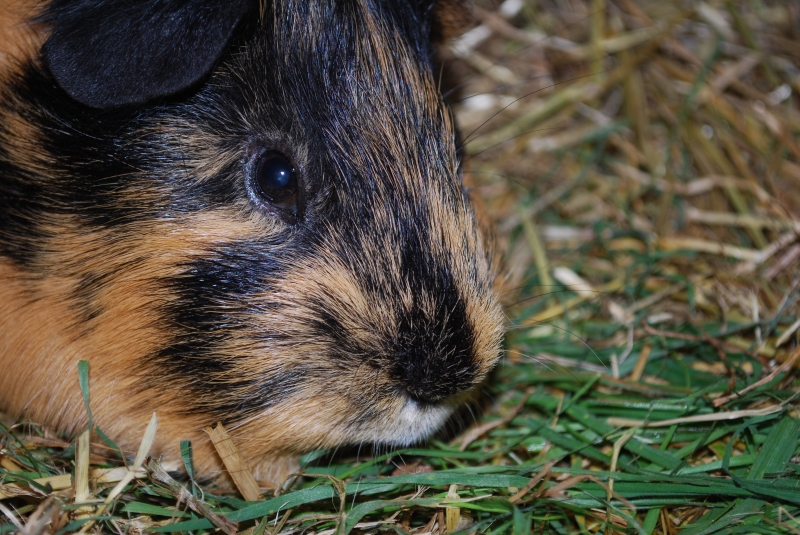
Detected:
[
  {"left": 0, "top": 0, "right": 44, "bottom": 78},
  {"left": 432, "top": 0, "right": 474, "bottom": 42}
]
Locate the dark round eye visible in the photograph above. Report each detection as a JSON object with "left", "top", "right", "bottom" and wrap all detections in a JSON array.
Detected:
[{"left": 255, "top": 153, "right": 297, "bottom": 205}]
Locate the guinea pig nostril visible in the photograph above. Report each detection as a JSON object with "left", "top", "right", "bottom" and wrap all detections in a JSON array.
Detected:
[{"left": 401, "top": 387, "right": 437, "bottom": 405}]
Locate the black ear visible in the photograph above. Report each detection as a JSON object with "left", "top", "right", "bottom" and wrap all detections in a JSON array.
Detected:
[{"left": 41, "top": 0, "right": 252, "bottom": 109}]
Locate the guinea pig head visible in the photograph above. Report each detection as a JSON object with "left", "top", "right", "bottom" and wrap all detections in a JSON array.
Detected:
[{"left": 0, "top": 0, "right": 503, "bottom": 478}]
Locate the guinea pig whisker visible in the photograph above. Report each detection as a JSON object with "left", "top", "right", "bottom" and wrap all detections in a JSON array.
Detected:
[
  {"left": 327, "top": 443, "right": 344, "bottom": 473},
  {"left": 505, "top": 289, "right": 611, "bottom": 309},
  {"left": 437, "top": 59, "right": 445, "bottom": 95},
  {"left": 351, "top": 478, "right": 362, "bottom": 509},
  {"left": 452, "top": 68, "right": 584, "bottom": 104},
  {"left": 502, "top": 319, "right": 606, "bottom": 371},
  {"left": 465, "top": 403, "right": 478, "bottom": 428},
  {"left": 461, "top": 127, "right": 561, "bottom": 163},
  {"left": 442, "top": 6, "right": 607, "bottom": 100},
  {"left": 464, "top": 170, "right": 532, "bottom": 191},
  {"left": 498, "top": 283, "right": 580, "bottom": 295},
  {"left": 478, "top": 387, "right": 498, "bottom": 406},
  {"left": 355, "top": 440, "right": 365, "bottom": 465},
  {"left": 504, "top": 348, "right": 582, "bottom": 380},
  {"left": 393, "top": 451, "right": 407, "bottom": 468},
  {"left": 523, "top": 351, "right": 602, "bottom": 380},
  {"left": 458, "top": 70, "right": 610, "bottom": 150}
]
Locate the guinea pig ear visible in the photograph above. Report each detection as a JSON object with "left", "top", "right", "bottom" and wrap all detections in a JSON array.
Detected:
[
  {"left": 431, "top": 0, "right": 474, "bottom": 42},
  {"left": 41, "top": 0, "right": 252, "bottom": 109}
]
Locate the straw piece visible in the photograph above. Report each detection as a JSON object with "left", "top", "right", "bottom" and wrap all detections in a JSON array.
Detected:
[
  {"left": 509, "top": 460, "right": 555, "bottom": 503},
  {"left": 0, "top": 458, "right": 23, "bottom": 472},
  {"left": 147, "top": 460, "right": 238, "bottom": 535},
  {"left": 552, "top": 266, "right": 595, "bottom": 294},
  {"left": 561, "top": 27, "right": 664, "bottom": 62},
  {"left": 627, "top": 282, "right": 688, "bottom": 315},
  {"left": 608, "top": 431, "right": 635, "bottom": 508},
  {"left": 685, "top": 207, "right": 800, "bottom": 232},
  {"left": 0, "top": 502, "right": 23, "bottom": 531},
  {"left": 0, "top": 466, "right": 153, "bottom": 501},
  {"left": 609, "top": 164, "right": 775, "bottom": 204},
  {"left": 101, "top": 412, "right": 158, "bottom": 506},
  {"left": 733, "top": 231, "right": 800, "bottom": 275},
  {"left": 526, "top": 124, "right": 613, "bottom": 154},
  {"left": 725, "top": 1, "right": 778, "bottom": 86},
  {"left": 776, "top": 318, "right": 800, "bottom": 348},
  {"left": 19, "top": 495, "right": 59, "bottom": 535},
  {"left": 630, "top": 345, "right": 651, "bottom": 382},
  {"left": 687, "top": 125, "right": 768, "bottom": 248},
  {"left": 590, "top": 0, "right": 605, "bottom": 80},
  {"left": 666, "top": 175, "right": 771, "bottom": 202},
  {"left": 474, "top": 6, "right": 539, "bottom": 45},
  {"left": 516, "top": 172, "right": 585, "bottom": 223},
  {"left": 657, "top": 237, "right": 762, "bottom": 262},
  {"left": 205, "top": 422, "right": 262, "bottom": 502},
  {"left": 764, "top": 244, "right": 800, "bottom": 280},
  {"left": 76, "top": 413, "right": 159, "bottom": 534},
  {"left": 73, "top": 430, "right": 92, "bottom": 517},
  {"left": 697, "top": 2, "right": 734, "bottom": 40},
  {"left": 456, "top": 49, "right": 519, "bottom": 86},
  {"left": 449, "top": 25, "right": 518, "bottom": 86},
  {"left": 607, "top": 403, "right": 787, "bottom": 428},
  {"left": 518, "top": 207, "right": 553, "bottom": 291},
  {"left": 90, "top": 466, "right": 146, "bottom": 484},
  {"left": 444, "top": 484, "right": 460, "bottom": 534},
  {"left": 710, "top": 52, "right": 760, "bottom": 92},
  {"left": 0, "top": 475, "right": 70, "bottom": 501},
  {"left": 713, "top": 347, "right": 800, "bottom": 407}
]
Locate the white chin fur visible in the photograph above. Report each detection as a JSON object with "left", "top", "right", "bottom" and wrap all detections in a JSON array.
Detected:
[{"left": 368, "top": 398, "right": 456, "bottom": 446}]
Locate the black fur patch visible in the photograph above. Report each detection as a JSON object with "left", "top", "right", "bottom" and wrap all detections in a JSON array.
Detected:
[
  {"left": 156, "top": 245, "right": 305, "bottom": 420},
  {"left": 72, "top": 271, "right": 112, "bottom": 323},
  {"left": 392, "top": 239, "right": 477, "bottom": 404},
  {"left": 0, "top": 66, "right": 160, "bottom": 263}
]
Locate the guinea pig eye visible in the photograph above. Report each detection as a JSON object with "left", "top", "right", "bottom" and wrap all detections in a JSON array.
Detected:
[{"left": 255, "top": 153, "right": 297, "bottom": 206}]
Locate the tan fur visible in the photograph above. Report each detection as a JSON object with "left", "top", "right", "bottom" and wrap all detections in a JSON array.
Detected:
[
  {"left": 0, "top": 211, "right": 280, "bottom": 478},
  {"left": 0, "top": 0, "right": 44, "bottom": 79}
]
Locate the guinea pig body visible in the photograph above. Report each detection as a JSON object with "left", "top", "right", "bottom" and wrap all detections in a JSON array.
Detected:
[{"left": 0, "top": 0, "right": 503, "bottom": 482}]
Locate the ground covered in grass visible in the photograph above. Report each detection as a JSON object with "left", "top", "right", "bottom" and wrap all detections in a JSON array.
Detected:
[{"left": 2, "top": 0, "right": 800, "bottom": 533}]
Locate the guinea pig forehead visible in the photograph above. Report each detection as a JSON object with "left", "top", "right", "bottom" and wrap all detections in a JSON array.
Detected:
[{"left": 260, "top": 0, "right": 436, "bottom": 111}]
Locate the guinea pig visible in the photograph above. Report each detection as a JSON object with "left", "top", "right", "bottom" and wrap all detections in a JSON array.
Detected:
[{"left": 0, "top": 0, "right": 503, "bottom": 483}]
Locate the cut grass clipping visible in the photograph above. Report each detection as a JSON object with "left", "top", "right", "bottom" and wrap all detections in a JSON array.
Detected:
[{"left": 2, "top": 0, "right": 800, "bottom": 533}]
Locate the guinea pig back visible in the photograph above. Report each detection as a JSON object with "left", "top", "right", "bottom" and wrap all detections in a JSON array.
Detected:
[{"left": 0, "top": 0, "right": 504, "bottom": 482}]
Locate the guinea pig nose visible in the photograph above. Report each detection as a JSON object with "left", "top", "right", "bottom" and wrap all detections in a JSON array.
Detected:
[{"left": 391, "top": 330, "right": 478, "bottom": 405}]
